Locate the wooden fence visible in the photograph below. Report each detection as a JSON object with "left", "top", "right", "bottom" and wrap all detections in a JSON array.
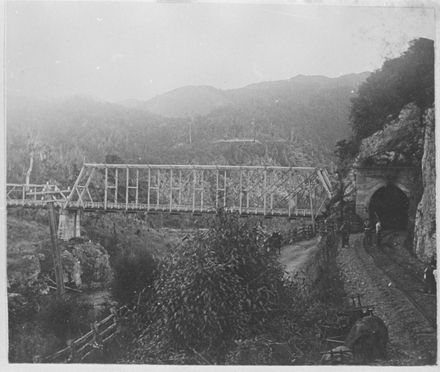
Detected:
[{"left": 36, "top": 306, "right": 128, "bottom": 363}]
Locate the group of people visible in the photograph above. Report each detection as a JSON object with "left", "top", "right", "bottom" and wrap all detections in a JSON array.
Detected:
[{"left": 338, "top": 218, "right": 383, "bottom": 249}]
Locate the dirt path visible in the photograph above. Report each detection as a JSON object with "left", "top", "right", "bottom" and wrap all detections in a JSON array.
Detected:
[
  {"left": 279, "top": 237, "right": 320, "bottom": 275},
  {"left": 337, "top": 233, "right": 436, "bottom": 365}
]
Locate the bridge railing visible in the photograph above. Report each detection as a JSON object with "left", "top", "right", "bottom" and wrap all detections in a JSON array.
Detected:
[{"left": 6, "top": 183, "right": 69, "bottom": 208}]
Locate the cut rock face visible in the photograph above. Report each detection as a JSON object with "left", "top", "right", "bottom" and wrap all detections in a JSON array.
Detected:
[
  {"left": 413, "top": 108, "right": 436, "bottom": 260},
  {"left": 355, "top": 103, "right": 423, "bottom": 167}
]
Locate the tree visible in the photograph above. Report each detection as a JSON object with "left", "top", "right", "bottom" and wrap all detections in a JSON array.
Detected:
[{"left": 350, "top": 38, "right": 434, "bottom": 142}]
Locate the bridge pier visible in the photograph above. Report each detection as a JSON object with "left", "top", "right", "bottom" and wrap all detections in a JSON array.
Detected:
[{"left": 57, "top": 209, "right": 81, "bottom": 241}]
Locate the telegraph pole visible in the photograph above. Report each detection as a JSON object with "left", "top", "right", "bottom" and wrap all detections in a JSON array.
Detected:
[{"left": 47, "top": 198, "right": 65, "bottom": 298}]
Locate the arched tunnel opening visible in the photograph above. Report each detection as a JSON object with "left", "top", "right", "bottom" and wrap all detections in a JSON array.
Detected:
[{"left": 368, "top": 184, "right": 409, "bottom": 230}]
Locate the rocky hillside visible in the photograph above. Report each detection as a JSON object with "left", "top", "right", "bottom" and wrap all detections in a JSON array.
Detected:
[
  {"left": 354, "top": 103, "right": 424, "bottom": 168},
  {"left": 413, "top": 108, "right": 436, "bottom": 260},
  {"left": 349, "top": 103, "right": 434, "bottom": 260}
]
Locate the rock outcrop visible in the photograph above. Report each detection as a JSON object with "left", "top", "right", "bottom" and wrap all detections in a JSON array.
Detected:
[
  {"left": 355, "top": 103, "right": 424, "bottom": 167},
  {"left": 413, "top": 108, "right": 436, "bottom": 260}
]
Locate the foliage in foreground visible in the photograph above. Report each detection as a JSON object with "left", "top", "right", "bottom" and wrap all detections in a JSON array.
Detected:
[
  {"left": 111, "top": 245, "right": 157, "bottom": 305},
  {"left": 123, "top": 213, "right": 344, "bottom": 364}
]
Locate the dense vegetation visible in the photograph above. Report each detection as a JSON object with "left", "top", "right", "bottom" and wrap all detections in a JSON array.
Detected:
[
  {"left": 349, "top": 38, "right": 434, "bottom": 145},
  {"left": 117, "top": 213, "right": 343, "bottom": 364},
  {"left": 7, "top": 73, "right": 367, "bottom": 185}
]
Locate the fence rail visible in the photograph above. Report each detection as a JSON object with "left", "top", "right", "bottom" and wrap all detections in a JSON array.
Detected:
[{"left": 38, "top": 306, "right": 128, "bottom": 363}]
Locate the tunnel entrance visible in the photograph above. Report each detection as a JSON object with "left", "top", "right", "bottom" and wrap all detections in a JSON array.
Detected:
[{"left": 369, "top": 185, "right": 409, "bottom": 230}]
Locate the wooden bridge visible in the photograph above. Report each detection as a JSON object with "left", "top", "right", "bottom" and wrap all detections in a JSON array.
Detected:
[{"left": 7, "top": 163, "right": 333, "bottom": 238}]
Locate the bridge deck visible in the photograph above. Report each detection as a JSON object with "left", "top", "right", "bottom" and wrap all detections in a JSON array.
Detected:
[{"left": 7, "top": 163, "right": 332, "bottom": 219}]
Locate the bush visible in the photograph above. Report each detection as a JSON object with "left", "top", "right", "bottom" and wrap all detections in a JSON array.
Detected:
[
  {"left": 112, "top": 246, "right": 157, "bottom": 305},
  {"left": 144, "top": 213, "right": 296, "bottom": 361}
]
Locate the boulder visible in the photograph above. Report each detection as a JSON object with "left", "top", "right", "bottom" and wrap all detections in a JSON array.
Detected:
[
  {"left": 67, "top": 240, "right": 113, "bottom": 289},
  {"left": 39, "top": 240, "right": 113, "bottom": 289},
  {"left": 60, "top": 250, "right": 82, "bottom": 287},
  {"left": 413, "top": 108, "right": 436, "bottom": 260}
]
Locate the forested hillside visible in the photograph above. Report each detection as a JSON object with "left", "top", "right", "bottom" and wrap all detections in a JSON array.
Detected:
[{"left": 7, "top": 72, "right": 368, "bottom": 185}]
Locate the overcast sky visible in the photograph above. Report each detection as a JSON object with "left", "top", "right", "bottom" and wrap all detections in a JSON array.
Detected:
[{"left": 6, "top": 2, "right": 435, "bottom": 102}]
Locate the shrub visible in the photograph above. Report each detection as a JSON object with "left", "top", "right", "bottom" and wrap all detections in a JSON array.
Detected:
[
  {"left": 146, "top": 213, "right": 295, "bottom": 360},
  {"left": 112, "top": 246, "right": 157, "bottom": 305}
]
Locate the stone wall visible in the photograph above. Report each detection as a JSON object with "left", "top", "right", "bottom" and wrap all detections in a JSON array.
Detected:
[
  {"left": 354, "top": 167, "right": 417, "bottom": 221},
  {"left": 413, "top": 108, "right": 436, "bottom": 260}
]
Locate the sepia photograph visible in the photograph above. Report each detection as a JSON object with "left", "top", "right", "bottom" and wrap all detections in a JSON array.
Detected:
[{"left": 3, "top": 0, "right": 437, "bottom": 366}]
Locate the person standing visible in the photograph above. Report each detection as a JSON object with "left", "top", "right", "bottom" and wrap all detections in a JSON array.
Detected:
[
  {"left": 375, "top": 220, "right": 382, "bottom": 247},
  {"left": 340, "top": 221, "right": 350, "bottom": 248},
  {"left": 363, "top": 219, "right": 372, "bottom": 247}
]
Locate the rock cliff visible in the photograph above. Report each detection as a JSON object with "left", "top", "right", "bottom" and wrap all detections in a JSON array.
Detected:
[
  {"left": 355, "top": 103, "right": 424, "bottom": 167},
  {"left": 351, "top": 103, "right": 434, "bottom": 260},
  {"left": 413, "top": 108, "right": 436, "bottom": 260}
]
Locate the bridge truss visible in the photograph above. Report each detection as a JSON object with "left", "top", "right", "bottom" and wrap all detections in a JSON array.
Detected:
[{"left": 7, "top": 163, "right": 333, "bottom": 220}]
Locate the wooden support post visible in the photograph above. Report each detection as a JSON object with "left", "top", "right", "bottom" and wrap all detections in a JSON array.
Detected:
[
  {"left": 246, "top": 171, "right": 250, "bottom": 212},
  {"left": 263, "top": 169, "right": 267, "bottom": 216},
  {"left": 169, "top": 169, "right": 173, "bottom": 211},
  {"left": 309, "top": 180, "right": 315, "bottom": 233},
  {"left": 239, "top": 169, "right": 243, "bottom": 214},
  {"left": 216, "top": 169, "right": 219, "bottom": 209},
  {"left": 66, "top": 339, "right": 76, "bottom": 363},
  {"left": 192, "top": 169, "right": 196, "bottom": 212},
  {"left": 22, "top": 186, "right": 25, "bottom": 202},
  {"left": 114, "top": 169, "right": 118, "bottom": 204},
  {"left": 223, "top": 170, "right": 227, "bottom": 208},
  {"left": 147, "top": 168, "right": 151, "bottom": 210},
  {"left": 77, "top": 168, "right": 96, "bottom": 207},
  {"left": 157, "top": 169, "right": 160, "bottom": 206},
  {"left": 135, "top": 170, "right": 139, "bottom": 207},
  {"left": 200, "top": 170, "right": 204, "bottom": 211},
  {"left": 178, "top": 170, "right": 182, "bottom": 209},
  {"left": 47, "top": 201, "right": 65, "bottom": 298},
  {"left": 125, "top": 167, "right": 129, "bottom": 210}
]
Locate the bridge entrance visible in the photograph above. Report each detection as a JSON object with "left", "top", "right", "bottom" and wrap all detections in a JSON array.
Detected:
[{"left": 369, "top": 184, "right": 409, "bottom": 230}]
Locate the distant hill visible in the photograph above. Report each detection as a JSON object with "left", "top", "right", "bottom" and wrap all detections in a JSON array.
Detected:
[
  {"left": 6, "top": 72, "right": 370, "bottom": 185},
  {"left": 140, "top": 73, "right": 370, "bottom": 121},
  {"left": 143, "top": 86, "right": 229, "bottom": 117}
]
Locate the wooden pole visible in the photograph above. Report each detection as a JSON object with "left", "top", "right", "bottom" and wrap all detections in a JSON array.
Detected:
[
  {"left": 135, "top": 169, "right": 139, "bottom": 207},
  {"left": 246, "top": 171, "right": 250, "bottom": 212},
  {"left": 215, "top": 169, "right": 219, "bottom": 209},
  {"left": 309, "top": 179, "right": 315, "bottom": 233},
  {"left": 223, "top": 170, "right": 227, "bottom": 208},
  {"left": 200, "top": 170, "right": 204, "bottom": 211},
  {"left": 169, "top": 169, "right": 173, "bottom": 211},
  {"left": 114, "top": 169, "right": 118, "bottom": 204},
  {"left": 125, "top": 167, "right": 129, "bottom": 210},
  {"left": 147, "top": 167, "right": 151, "bottom": 210},
  {"left": 47, "top": 201, "right": 65, "bottom": 298},
  {"left": 157, "top": 169, "right": 160, "bottom": 207},
  {"left": 239, "top": 169, "right": 243, "bottom": 214},
  {"left": 178, "top": 170, "right": 182, "bottom": 209},
  {"left": 263, "top": 169, "right": 267, "bottom": 216},
  {"left": 192, "top": 169, "right": 196, "bottom": 212}
]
